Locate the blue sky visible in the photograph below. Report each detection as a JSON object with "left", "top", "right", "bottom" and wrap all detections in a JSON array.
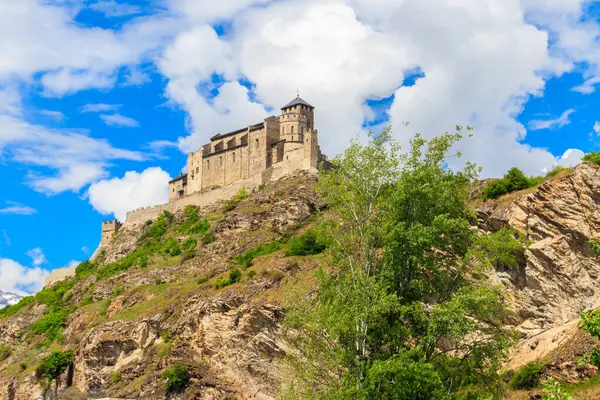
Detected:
[{"left": 2, "top": 0, "right": 600, "bottom": 294}]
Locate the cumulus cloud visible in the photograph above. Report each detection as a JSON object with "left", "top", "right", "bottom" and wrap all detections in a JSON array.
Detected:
[
  {"left": 26, "top": 248, "right": 47, "bottom": 266},
  {"left": 0, "top": 258, "right": 48, "bottom": 294},
  {"left": 593, "top": 121, "right": 600, "bottom": 135},
  {"left": 557, "top": 148, "right": 585, "bottom": 167},
  {"left": 79, "top": 103, "right": 121, "bottom": 113},
  {"left": 528, "top": 109, "right": 575, "bottom": 131},
  {"left": 87, "top": 167, "right": 171, "bottom": 221},
  {"left": 0, "top": 201, "right": 37, "bottom": 215},
  {"left": 99, "top": 113, "right": 140, "bottom": 127}
]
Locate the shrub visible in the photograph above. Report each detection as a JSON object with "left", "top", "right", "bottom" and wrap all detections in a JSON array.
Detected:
[
  {"left": 179, "top": 206, "right": 210, "bottom": 235},
  {"left": 36, "top": 350, "right": 73, "bottom": 385},
  {"left": 75, "top": 260, "right": 97, "bottom": 278},
  {"left": 111, "top": 287, "right": 124, "bottom": 298},
  {"left": 590, "top": 239, "right": 600, "bottom": 256},
  {"left": 286, "top": 230, "right": 327, "bottom": 256},
  {"left": 233, "top": 241, "right": 281, "bottom": 268},
  {"left": 508, "top": 362, "right": 546, "bottom": 389},
  {"left": 182, "top": 237, "right": 197, "bottom": 253},
  {"left": 215, "top": 269, "right": 242, "bottom": 289},
  {"left": 110, "top": 371, "right": 122, "bottom": 385},
  {"left": 162, "top": 237, "right": 181, "bottom": 256},
  {"left": 31, "top": 307, "right": 71, "bottom": 343},
  {"left": 247, "top": 270, "right": 256, "bottom": 279},
  {"left": 162, "top": 363, "right": 190, "bottom": 393},
  {"left": 541, "top": 377, "right": 573, "bottom": 400},
  {"left": 475, "top": 228, "right": 525, "bottom": 269},
  {"left": 201, "top": 232, "right": 215, "bottom": 245},
  {"left": 483, "top": 167, "right": 542, "bottom": 200},
  {"left": 544, "top": 165, "right": 567, "bottom": 179},
  {"left": 583, "top": 151, "right": 600, "bottom": 165},
  {"left": 0, "top": 344, "right": 11, "bottom": 362}
]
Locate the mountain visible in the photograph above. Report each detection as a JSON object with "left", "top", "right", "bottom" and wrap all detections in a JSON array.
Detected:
[{"left": 0, "top": 290, "right": 22, "bottom": 309}]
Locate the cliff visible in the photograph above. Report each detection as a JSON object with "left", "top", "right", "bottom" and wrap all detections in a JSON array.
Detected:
[{"left": 4, "top": 164, "right": 600, "bottom": 398}]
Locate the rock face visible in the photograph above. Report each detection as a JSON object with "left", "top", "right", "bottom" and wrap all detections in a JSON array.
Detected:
[{"left": 478, "top": 163, "right": 600, "bottom": 344}]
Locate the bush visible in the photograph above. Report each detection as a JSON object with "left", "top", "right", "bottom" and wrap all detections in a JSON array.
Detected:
[
  {"left": 37, "top": 350, "right": 73, "bottom": 384},
  {"left": 215, "top": 269, "right": 242, "bottom": 289},
  {"left": 162, "top": 237, "right": 181, "bottom": 256},
  {"left": 182, "top": 237, "right": 197, "bottom": 252},
  {"left": 233, "top": 241, "right": 281, "bottom": 268},
  {"left": 162, "top": 363, "right": 190, "bottom": 393},
  {"left": 32, "top": 308, "right": 71, "bottom": 343},
  {"left": 75, "top": 260, "right": 97, "bottom": 278},
  {"left": 509, "top": 362, "right": 546, "bottom": 389},
  {"left": 0, "top": 344, "right": 11, "bottom": 361},
  {"left": 0, "top": 296, "right": 34, "bottom": 318},
  {"left": 484, "top": 167, "right": 543, "bottom": 200},
  {"left": 541, "top": 377, "right": 573, "bottom": 400},
  {"left": 201, "top": 232, "right": 215, "bottom": 245},
  {"left": 247, "top": 270, "right": 256, "bottom": 279},
  {"left": 179, "top": 206, "right": 210, "bottom": 235},
  {"left": 286, "top": 230, "right": 327, "bottom": 256},
  {"left": 583, "top": 151, "right": 600, "bottom": 165}
]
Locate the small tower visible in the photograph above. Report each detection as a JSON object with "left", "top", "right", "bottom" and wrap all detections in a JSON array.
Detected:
[
  {"left": 101, "top": 220, "right": 122, "bottom": 247},
  {"left": 280, "top": 95, "right": 315, "bottom": 143}
]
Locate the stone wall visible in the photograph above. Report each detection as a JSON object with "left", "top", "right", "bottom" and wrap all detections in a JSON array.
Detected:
[{"left": 45, "top": 266, "right": 76, "bottom": 287}]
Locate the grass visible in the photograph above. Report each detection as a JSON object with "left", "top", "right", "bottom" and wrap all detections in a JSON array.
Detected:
[{"left": 232, "top": 240, "right": 282, "bottom": 268}]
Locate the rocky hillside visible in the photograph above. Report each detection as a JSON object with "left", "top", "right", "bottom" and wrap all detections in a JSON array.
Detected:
[{"left": 4, "top": 164, "right": 600, "bottom": 399}]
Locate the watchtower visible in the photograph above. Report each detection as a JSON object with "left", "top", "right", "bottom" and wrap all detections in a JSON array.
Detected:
[
  {"left": 280, "top": 95, "right": 314, "bottom": 143},
  {"left": 101, "top": 220, "right": 122, "bottom": 246}
]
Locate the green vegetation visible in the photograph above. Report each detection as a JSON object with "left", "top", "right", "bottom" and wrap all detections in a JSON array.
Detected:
[
  {"left": 179, "top": 205, "right": 210, "bottom": 235},
  {"left": 31, "top": 308, "right": 71, "bottom": 345},
  {"left": 579, "top": 309, "right": 600, "bottom": 367},
  {"left": 286, "top": 230, "right": 327, "bottom": 256},
  {"left": 0, "top": 296, "right": 35, "bottom": 318},
  {"left": 247, "top": 270, "right": 256, "bottom": 279},
  {"left": 508, "top": 362, "right": 546, "bottom": 390},
  {"left": 233, "top": 241, "right": 281, "bottom": 268},
  {"left": 37, "top": 350, "right": 73, "bottom": 391},
  {"left": 582, "top": 151, "right": 600, "bottom": 165},
  {"left": 282, "top": 127, "right": 515, "bottom": 399},
  {"left": 162, "top": 237, "right": 181, "bottom": 256},
  {"left": 0, "top": 344, "right": 12, "bottom": 362},
  {"left": 589, "top": 239, "right": 600, "bottom": 256},
  {"left": 483, "top": 165, "right": 570, "bottom": 200},
  {"left": 158, "top": 330, "right": 173, "bottom": 359},
  {"left": 215, "top": 268, "right": 242, "bottom": 289},
  {"left": 473, "top": 227, "right": 526, "bottom": 269},
  {"left": 221, "top": 187, "right": 248, "bottom": 212},
  {"left": 201, "top": 232, "right": 215, "bottom": 245},
  {"left": 162, "top": 363, "right": 190, "bottom": 393},
  {"left": 541, "top": 377, "right": 573, "bottom": 400}
]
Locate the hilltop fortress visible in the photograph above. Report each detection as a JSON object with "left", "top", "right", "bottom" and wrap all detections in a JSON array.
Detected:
[{"left": 88, "top": 96, "right": 328, "bottom": 256}]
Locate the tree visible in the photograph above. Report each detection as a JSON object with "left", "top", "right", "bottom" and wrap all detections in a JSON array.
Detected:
[
  {"left": 37, "top": 350, "right": 73, "bottom": 398},
  {"left": 282, "top": 127, "right": 515, "bottom": 399}
]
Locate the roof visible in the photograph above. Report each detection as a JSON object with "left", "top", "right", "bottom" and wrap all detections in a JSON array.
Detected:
[
  {"left": 169, "top": 173, "right": 188, "bottom": 184},
  {"left": 210, "top": 122, "right": 264, "bottom": 141},
  {"left": 281, "top": 96, "right": 314, "bottom": 110}
]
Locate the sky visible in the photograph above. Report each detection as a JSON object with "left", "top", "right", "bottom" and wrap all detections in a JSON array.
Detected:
[{"left": 2, "top": 0, "right": 600, "bottom": 294}]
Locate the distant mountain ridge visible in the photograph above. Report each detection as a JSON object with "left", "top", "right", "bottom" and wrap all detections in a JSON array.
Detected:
[{"left": 0, "top": 290, "right": 22, "bottom": 309}]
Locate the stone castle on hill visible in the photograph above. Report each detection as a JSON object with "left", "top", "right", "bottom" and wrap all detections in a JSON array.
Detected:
[
  {"left": 45, "top": 95, "right": 328, "bottom": 285},
  {"left": 168, "top": 95, "right": 325, "bottom": 202}
]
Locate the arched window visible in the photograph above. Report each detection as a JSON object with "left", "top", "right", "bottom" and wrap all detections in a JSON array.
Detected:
[
  {"left": 220, "top": 156, "right": 223, "bottom": 167},
  {"left": 255, "top": 138, "right": 259, "bottom": 149},
  {"left": 232, "top": 152, "right": 235, "bottom": 163},
  {"left": 291, "top": 126, "right": 294, "bottom": 134}
]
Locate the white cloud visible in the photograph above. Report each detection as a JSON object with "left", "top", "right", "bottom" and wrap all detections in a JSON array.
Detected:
[
  {"left": 0, "top": 201, "right": 37, "bottom": 215},
  {"left": 2, "top": 230, "right": 11, "bottom": 246},
  {"left": 593, "top": 121, "right": 600, "bottom": 135},
  {"left": 99, "top": 113, "right": 140, "bottom": 127},
  {"left": 26, "top": 248, "right": 47, "bottom": 266},
  {"left": 89, "top": 0, "right": 142, "bottom": 18},
  {"left": 39, "top": 109, "right": 66, "bottom": 121},
  {"left": 0, "top": 258, "right": 48, "bottom": 295},
  {"left": 79, "top": 103, "right": 121, "bottom": 113},
  {"left": 557, "top": 148, "right": 585, "bottom": 167},
  {"left": 87, "top": 167, "right": 171, "bottom": 221},
  {"left": 528, "top": 109, "right": 575, "bottom": 131}
]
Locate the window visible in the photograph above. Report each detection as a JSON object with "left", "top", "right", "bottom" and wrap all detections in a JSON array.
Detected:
[
  {"left": 292, "top": 136, "right": 294, "bottom": 141},
  {"left": 220, "top": 156, "right": 223, "bottom": 167},
  {"left": 207, "top": 160, "right": 210, "bottom": 170},
  {"left": 291, "top": 126, "right": 294, "bottom": 134},
  {"left": 196, "top": 167, "right": 199, "bottom": 173},
  {"left": 255, "top": 138, "right": 259, "bottom": 149},
  {"left": 232, "top": 152, "right": 235, "bottom": 163}
]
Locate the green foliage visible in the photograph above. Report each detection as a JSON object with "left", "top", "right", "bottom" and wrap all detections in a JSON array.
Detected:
[
  {"left": 0, "top": 344, "right": 11, "bottom": 362},
  {"left": 75, "top": 260, "right": 97, "bottom": 278},
  {"left": 215, "top": 268, "right": 242, "bottom": 289},
  {"left": 247, "top": 270, "right": 256, "bottom": 279},
  {"left": 582, "top": 151, "right": 600, "bottom": 165},
  {"left": 579, "top": 309, "right": 600, "bottom": 367},
  {"left": 0, "top": 296, "right": 34, "bottom": 318},
  {"left": 483, "top": 167, "right": 539, "bottom": 200},
  {"left": 37, "top": 350, "right": 73, "bottom": 384},
  {"left": 509, "top": 362, "right": 546, "bottom": 390},
  {"left": 541, "top": 377, "right": 573, "bottom": 400},
  {"left": 182, "top": 237, "right": 197, "bottom": 253},
  {"left": 201, "top": 232, "right": 215, "bottom": 245},
  {"left": 138, "top": 212, "right": 171, "bottom": 242},
  {"left": 179, "top": 205, "right": 210, "bottom": 235},
  {"left": 472, "top": 228, "right": 526, "bottom": 269},
  {"left": 221, "top": 187, "right": 248, "bottom": 212},
  {"left": 232, "top": 241, "right": 281, "bottom": 268},
  {"left": 162, "top": 237, "right": 181, "bottom": 256},
  {"left": 286, "top": 230, "right": 327, "bottom": 256},
  {"left": 544, "top": 166, "right": 567, "bottom": 179},
  {"left": 589, "top": 239, "right": 600, "bottom": 256},
  {"left": 31, "top": 307, "right": 71, "bottom": 344},
  {"left": 158, "top": 330, "right": 173, "bottom": 359},
  {"left": 283, "top": 126, "right": 515, "bottom": 399},
  {"left": 111, "top": 287, "right": 124, "bottom": 298},
  {"left": 162, "top": 363, "right": 190, "bottom": 393},
  {"left": 110, "top": 371, "right": 122, "bottom": 385}
]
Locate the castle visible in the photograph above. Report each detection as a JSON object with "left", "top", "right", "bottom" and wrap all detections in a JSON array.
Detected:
[
  {"left": 168, "top": 95, "right": 325, "bottom": 201},
  {"left": 44, "top": 96, "right": 327, "bottom": 285}
]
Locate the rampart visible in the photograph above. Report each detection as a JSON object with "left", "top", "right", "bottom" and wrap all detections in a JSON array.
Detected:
[{"left": 44, "top": 266, "right": 76, "bottom": 287}]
